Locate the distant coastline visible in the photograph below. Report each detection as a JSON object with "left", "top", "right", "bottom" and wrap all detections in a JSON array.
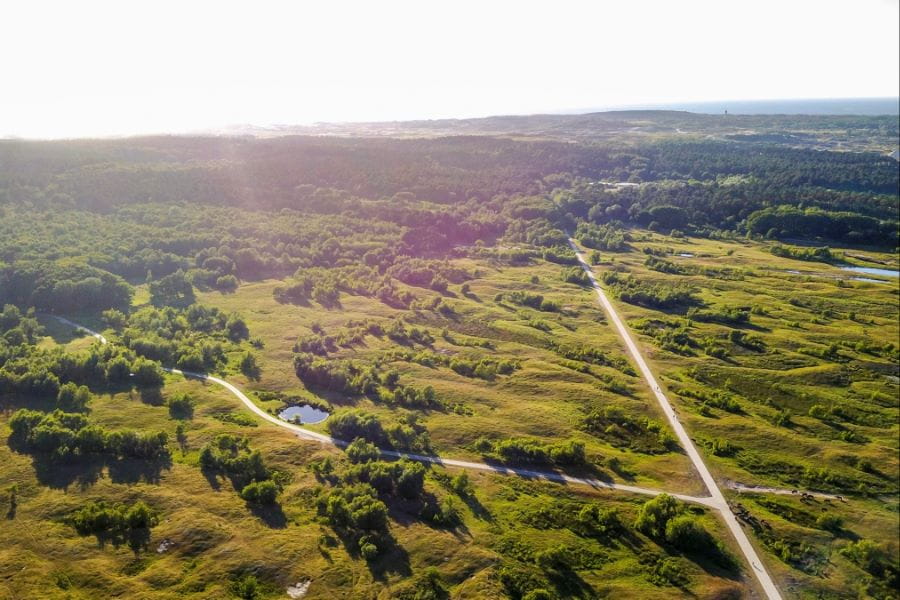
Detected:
[{"left": 585, "top": 97, "right": 900, "bottom": 116}]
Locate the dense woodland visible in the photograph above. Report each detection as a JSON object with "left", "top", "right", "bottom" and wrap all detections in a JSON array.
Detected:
[{"left": 1, "top": 131, "right": 897, "bottom": 316}]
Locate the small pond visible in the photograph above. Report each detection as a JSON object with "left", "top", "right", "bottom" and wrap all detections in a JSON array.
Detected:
[
  {"left": 839, "top": 266, "right": 899, "bottom": 278},
  {"left": 279, "top": 404, "right": 329, "bottom": 425},
  {"left": 851, "top": 277, "right": 891, "bottom": 285},
  {"left": 677, "top": 253, "right": 694, "bottom": 258}
]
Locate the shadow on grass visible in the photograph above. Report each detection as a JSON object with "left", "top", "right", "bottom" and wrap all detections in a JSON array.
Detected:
[
  {"left": 545, "top": 567, "right": 600, "bottom": 599},
  {"left": 201, "top": 466, "right": 222, "bottom": 491},
  {"left": 107, "top": 456, "right": 172, "bottom": 485},
  {"left": 86, "top": 526, "right": 154, "bottom": 554},
  {"left": 27, "top": 453, "right": 172, "bottom": 491},
  {"left": 460, "top": 492, "right": 493, "bottom": 522},
  {"left": 330, "top": 526, "right": 411, "bottom": 581},
  {"left": 248, "top": 502, "right": 287, "bottom": 529},
  {"left": 241, "top": 364, "right": 262, "bottom": 382}
]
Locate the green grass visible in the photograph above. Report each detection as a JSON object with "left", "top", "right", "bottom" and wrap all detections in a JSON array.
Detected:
[
  {"left": 193, "top": 256, "right": 702, "bottom": 495},
  {"left": 569, "top": 232, "right": 899, "bottom": 597},
  {"left": 0, "top": 373, "right": 748, "bottom": 599},
  {"left": 2, "top": 231, "right": 896, "bottom": 599}
]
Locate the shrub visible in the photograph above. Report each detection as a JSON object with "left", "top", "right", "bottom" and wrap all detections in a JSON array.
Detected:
[
  {"left": 231, "top": 575, "right": 261, "bottom": 600},
  {"left": 346, "top": 439, "right": 380, "bottom": 463},
  {"left": 392, "top": 567, "right": 450, "bottom": 600},
  {"left": 215, "top": 274, "right": 239, "bottom": 292},
  {"left": 634, "top": 494, "right": 680, "bottom": 539},
  {"left": 167, "top": 393, "right": 195, "bottom": 419},
  {"left": 226, "top": 314, "right": 250, "bottom": 341},
  {"left": 69, "top": 500, "right": 159, "bottom": 536},
  {"left": 56, "top": 382, "right": 91, "bottom": 411},
  {"left": 132, "top": 358, "right": 164, "bottom": 387},
  {"left": 240, "top": 480, "right": 279, "bottom": 504},
  {"left": 239, "top": 351, "right": 260, "bottom": 378},
  {"left": 815, "top": 513, "right": 843, "bottom": 532}
]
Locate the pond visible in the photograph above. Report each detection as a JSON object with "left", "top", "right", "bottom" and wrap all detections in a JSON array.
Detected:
[
  {"left": 851, "top": 277, "right": 891, "bottom": 285},
  {"left": 677, "top": 253, "right": 694, "bottom": 257},
  {"left": 279, "top": 404, "right": 329, "bottom": 425},
  {"left": 839, "top": 266, "right": 899, "bottom": 278}
]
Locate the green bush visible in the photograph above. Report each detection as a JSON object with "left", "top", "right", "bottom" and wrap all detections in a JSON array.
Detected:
[
  {"left": 167, "top": 393, "right": 195, "bottom": 419},
  {"left": 240, "top": 480, "right": 279, "bottom": 504}
]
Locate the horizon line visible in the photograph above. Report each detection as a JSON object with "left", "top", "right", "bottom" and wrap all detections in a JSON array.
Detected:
[{"left": 2, "top": 95, "right": 898, "bottom": 142}]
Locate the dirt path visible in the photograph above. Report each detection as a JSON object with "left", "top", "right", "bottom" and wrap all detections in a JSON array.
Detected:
[
  {"left": 53, "top": 317, "right": 716, "bottom": 508},
  {"left": 567, "top": 238, "right": 784, "bottom": 600}
]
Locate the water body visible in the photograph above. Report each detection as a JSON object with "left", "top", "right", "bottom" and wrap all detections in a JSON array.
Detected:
[
  {"left": 839, "top": 266, "right": 899, "bottom": 278},
  {"left": 279, "top": 404, "right": 329, "bottom": 424},
  {"left": 852, "top": 277, "right": 891, "bottom": 285},
  {"left": 677, "top": 253, "right": 694, "bottom": 258},
  {"left": 657, "top": 97, "right": 900, "bottom": 115}
]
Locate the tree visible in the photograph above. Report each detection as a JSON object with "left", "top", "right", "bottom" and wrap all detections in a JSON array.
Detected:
[
  {"left": 346, "top": 439, "right": 380, "bottom": 463},
  {"left": 450, "top": 472, "right": 472, "bottom": 497},
  {"left": 101, "top": 309, "right": 128, "bottom": 330},
  {"left": 132, "top": 358, "right": 164, "bottom": 387},
  {"left": 239, "top": 351, "right": 260, "bottom": 379},
  {"left": 634, "top": 493, "right": 681, "bottom": 539},
  {"left": 176, "top": 350, "right": 205, "bottom": 373},
  {"left": 215, "top": 274, "right": 239, "bottom": 292},
  {"left": 124, "top": 501, "right": 159, "bottom": 529},
  {"left": 106, "top": 356, "right": 132, "bottom": 383},
  {"left": 394, "top": 460, "right": 426, "bottom": 499},
  {"left": 57, "top": 382, "right": 91, "bottom": 411},
  {"left": 664, "top": 515, "right": 713, "bottom": 551},
  {"left": 226, "top": 314, "right": 250, "bottom": 341},
  {"left": 167, "top": 393, "right": 195, "bottom": 419},
  {"left": 149, "top": 270, "right": 195, "bottom": 307}
]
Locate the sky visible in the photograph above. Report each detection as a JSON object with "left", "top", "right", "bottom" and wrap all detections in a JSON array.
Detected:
[{"left": 2, "top": 0, "right": 898, "bottom": 138}]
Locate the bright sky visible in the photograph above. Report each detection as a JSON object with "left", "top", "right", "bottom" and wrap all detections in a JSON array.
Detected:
[{"left": 2, "top": 0, "right": 898, "bottom": 138}]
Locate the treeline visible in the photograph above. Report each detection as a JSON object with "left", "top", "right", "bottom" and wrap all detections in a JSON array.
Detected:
[
  {"left": 635, "top": 140, "right": 899, "bottom": 195},
  {"left": 326, "top": 410, "right": 431, "bottom": 454},
  {"left": 557, "top": 143, "right": 898, "bottom": 245},
  {"left": 1, "top": 300, "right": 251, "bottom": 407},
  {"left": 0, "top": 260, "right": 132, "bottom": 313},
  {"left": 0, "top": 136, "right": 621, "bottom": 208},
  {"left": 10, "top": 409, "right": 169, "bottom": 462},
  {"left": 471, "top": 436, "right": 587, "bottom": 468},
  {"left": 119, "top": 304, "right": 249, "bottom": 373},
  {"left": 68, "top": 499, "right": 159, "bottom": 552},
  {"left": 4, "top": 137, "right": 894, "bottom": 213},
  {"left": 1, "top": 334, "right": 163, "bottom": 400},
  {"left": 575, "top": 222, "right": 628, "bottom": 251},
  {"left": 770, "top": 244, "right": 836, "bottom": 262},
  {"left": 69, "top": 500, "right": 158, "bottom": 537},
  {"left": 747, "top": 206, "right": 894, "bottom": 244},
  {"left": 643, "top": 256, "right": 745, "bottom": 280},
  {"left": 600, "top": 272, "right": 699, "bottom": 309}
]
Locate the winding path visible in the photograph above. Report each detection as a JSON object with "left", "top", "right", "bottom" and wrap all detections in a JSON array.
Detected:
[
  {"left": 567, "top": 238, "right": 783, "bottom": 600},
  {"left": 51, "top": 317, "right": 716, "bottom": 508}
]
